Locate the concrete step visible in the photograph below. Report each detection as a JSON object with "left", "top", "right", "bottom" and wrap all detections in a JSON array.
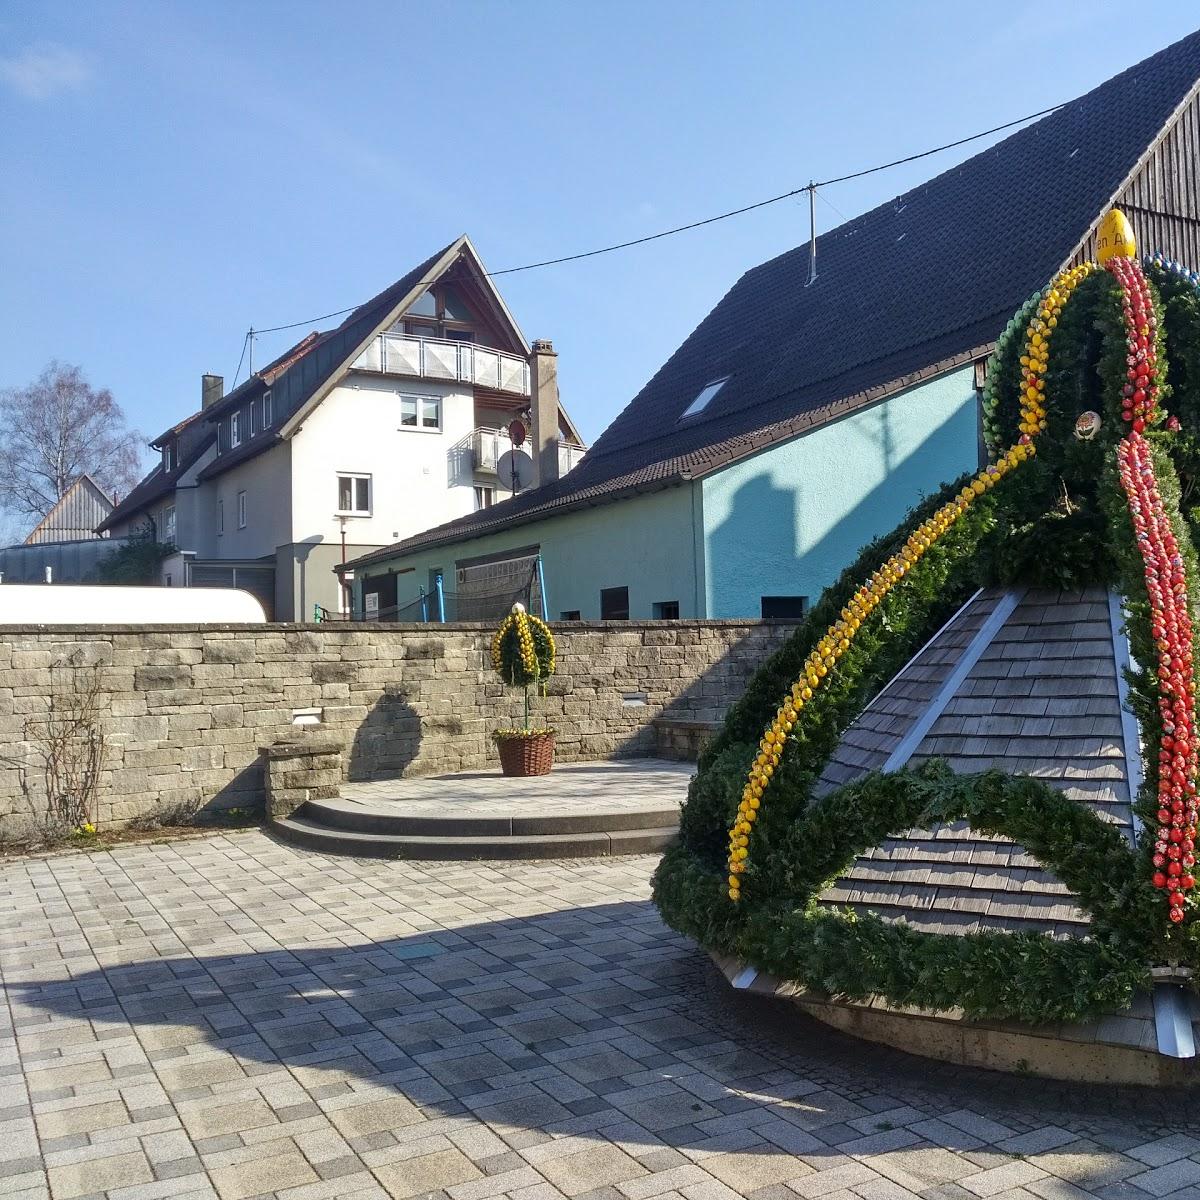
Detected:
[
  {"left": 270, "top": 812, "right": 679, "bottom": 860},
  {"left": 303, "top": 796, "right": 682, "bottom": 838}
]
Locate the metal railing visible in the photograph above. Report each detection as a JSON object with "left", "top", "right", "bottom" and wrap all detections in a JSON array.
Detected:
[
  {"left": 471, "top": 428, "right": 587, "bottom": 476},
  {"left": 472, "top": 427, "right": 506, "bottom": 472},
  {"left": 352, "top": 334, "right": 530, "bottom": 397}
]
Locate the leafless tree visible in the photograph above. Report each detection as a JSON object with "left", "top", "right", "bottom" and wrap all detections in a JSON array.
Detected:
[{"left": 0, "top": 361, "right": 142, "bottom": 523}]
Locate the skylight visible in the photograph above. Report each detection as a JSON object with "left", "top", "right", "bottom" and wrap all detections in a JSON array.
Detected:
[{"left": 680, "top": 377, "right": 728, "bottom": 420}]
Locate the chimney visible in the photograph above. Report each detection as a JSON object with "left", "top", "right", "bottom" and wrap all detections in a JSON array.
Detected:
[
  {"left": 201, "top": 374, "right": 224, "bottom": 410},
  {"left": 529, "top": 340, "right": 559, "bottom": 487}
]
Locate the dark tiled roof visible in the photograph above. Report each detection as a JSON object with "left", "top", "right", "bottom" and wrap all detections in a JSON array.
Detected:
[
  {"left": 197, "top": 242, "right": 458, "bottom": 483},
  {"left": 98, "top": 411, "right": 215, "bottom": 533},
  {"left": 349, "top": 30, "right": 1200, "bottom": 571},
  {"left": 818, "top": 587, "right": 1135, "bottom": 939}
]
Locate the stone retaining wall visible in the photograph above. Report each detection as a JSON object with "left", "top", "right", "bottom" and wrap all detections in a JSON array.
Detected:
[{"left": 0, "top": 620, "right": 793, "bottom": 837}]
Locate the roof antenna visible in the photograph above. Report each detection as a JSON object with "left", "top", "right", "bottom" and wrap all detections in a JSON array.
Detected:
[
  {"left": 805, "top": 182, "right": 818, "bottom": 287},
  {"left": 248, "top": 327, "right": 255, "bottom": 375}
]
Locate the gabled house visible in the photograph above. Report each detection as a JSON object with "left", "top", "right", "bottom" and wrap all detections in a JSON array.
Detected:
[
  {"left": 0, "top": 474, "right": 120, "bottom": 585},
  {"left": 343, "top": 30, "right": 1200, "bottom": 622},
  {"left": 100, "top": 237, "right": 585, "bottom": 618},
  {"left": 24, "top": 474, "right": 115, "bottom": 544}
]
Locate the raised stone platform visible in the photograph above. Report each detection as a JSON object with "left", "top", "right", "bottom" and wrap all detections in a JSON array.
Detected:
[
  {"left": 709, "top": 952, "right": 1200, "bottom": 1086},
  {"left": 270, "top": 758, "right": 693, "bottom": 859}
]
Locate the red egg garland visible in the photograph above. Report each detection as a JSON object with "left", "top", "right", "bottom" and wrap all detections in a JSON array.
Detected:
[{"left": 1110, "top": 256, "right": 1199, "bottom": 925}]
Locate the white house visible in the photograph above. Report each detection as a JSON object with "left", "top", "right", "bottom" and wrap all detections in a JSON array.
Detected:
[{"left": 100, "top": 236, "right": 585, "bottom": 619}]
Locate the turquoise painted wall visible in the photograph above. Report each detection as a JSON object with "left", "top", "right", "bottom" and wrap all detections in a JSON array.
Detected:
[
  {"left": 701, "top": 368, "right": 979, "bottom": 618},
  {"left": 353, "top": 482, "right": 705, "bottom": 621}
]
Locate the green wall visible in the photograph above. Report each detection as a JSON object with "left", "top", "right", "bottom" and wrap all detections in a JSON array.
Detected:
[
  {"left": 701, "top": 367, "right": 979, "bottom": 617},
  {"left": 353, "top": 482, "right": 705, "bottom": 620}
]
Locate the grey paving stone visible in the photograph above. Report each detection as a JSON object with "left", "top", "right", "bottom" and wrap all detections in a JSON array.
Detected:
[{"left": 0, "top": 831, "right": 1192, "bottom": 1200}]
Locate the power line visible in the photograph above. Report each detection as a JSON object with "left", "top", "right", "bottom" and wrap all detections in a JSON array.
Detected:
[
  {"left": 230, "top": 330, "right": 250, "bottom": 388},
  {"left": 242, "top": 99, "right": 1066, "bottom": 343}
]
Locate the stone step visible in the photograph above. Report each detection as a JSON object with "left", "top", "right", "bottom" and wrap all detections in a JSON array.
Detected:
[
  {"left": 302, "top": 796, "right": 682, "bottom": 838},
  {"left": 270, "top": 812, "right": 678, "bottom": 860}
]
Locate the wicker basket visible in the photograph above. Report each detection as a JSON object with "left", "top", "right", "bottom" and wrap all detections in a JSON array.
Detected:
[{"left": 496, "top": 732, "right": 556, "bottom": 777}]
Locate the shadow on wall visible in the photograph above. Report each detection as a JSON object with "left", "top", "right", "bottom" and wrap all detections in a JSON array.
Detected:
[
  {"left": 347, "top": 687, "right": 424, "bottom": 782},
  {"left": 705, "top": 402, "right": 972, "bottom": 618}
]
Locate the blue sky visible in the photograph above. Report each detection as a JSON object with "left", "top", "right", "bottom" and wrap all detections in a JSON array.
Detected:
[{"left": 1, "top": 2, "right": 1197, "bottom": 463}]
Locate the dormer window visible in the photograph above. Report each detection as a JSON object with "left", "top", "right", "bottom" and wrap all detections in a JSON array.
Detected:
[
  {"left": 262, "top": 391, "right": 272, "bottom": 428},
  {"left": 230, "top": 410, "right": 242, "bottom": 448},
  {"left": 680, "top": 378, "right": 729, "bottom": 420},
  {"left": 162, "top": 441, "right": 178, "bottom": 473}
]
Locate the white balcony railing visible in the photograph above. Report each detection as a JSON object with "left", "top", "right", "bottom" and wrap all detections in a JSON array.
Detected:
[
  {"left": 352, "top": 334, "right": 530, "bottom": 397},
  {"left": 471, "top": 428, "right": 505, "bottom": 472},
  {"left": 471, "top": 427, "right": 586, "bottom": 478},
  {"left": 558, "top": 442, "right": 586, "bottom": 475}
]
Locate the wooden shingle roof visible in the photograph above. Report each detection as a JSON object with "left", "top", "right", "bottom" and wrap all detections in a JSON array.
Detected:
[{"left": 817, "top": 587, "right": 1138, "bottom": 939}]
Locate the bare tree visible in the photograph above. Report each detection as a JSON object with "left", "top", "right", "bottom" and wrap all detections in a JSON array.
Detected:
[{"left": 0, "top": 362, "right": 142, "bottom": 522}]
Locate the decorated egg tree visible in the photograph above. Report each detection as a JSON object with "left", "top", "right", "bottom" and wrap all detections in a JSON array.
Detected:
[
  {"left": 653, "top": 212, "right": 1200, "bottom": 1024},
  {"left": 490, "top": 603, "right": 557, "bottom": 777}
]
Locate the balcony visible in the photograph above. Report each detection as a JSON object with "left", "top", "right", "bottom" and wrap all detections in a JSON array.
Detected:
[
  {"left": 352, "top": 333, "right": 530, "bottom": 397},
  {"left": 471, "top": 427, "right": 586, "bottom": 478}
]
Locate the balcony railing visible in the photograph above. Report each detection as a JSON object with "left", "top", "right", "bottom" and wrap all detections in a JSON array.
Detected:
[
  {"left": 472, "top": 427, "right": 505, "bottom": 472},
  {"left": 471, "top": 427, "right": 586, "bottom": 478},
  {"left": 352, "top": 334, "right": 530, "bottom": 397}
]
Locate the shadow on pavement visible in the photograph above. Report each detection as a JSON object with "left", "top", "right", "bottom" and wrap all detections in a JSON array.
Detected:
[{"left": 13, "top": 898, "right": 1193, "bottom": 1150}]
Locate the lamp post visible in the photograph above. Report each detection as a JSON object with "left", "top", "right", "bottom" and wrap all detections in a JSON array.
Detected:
[{"left": 335, "top": 514, "right": 350, "bottom": 617}]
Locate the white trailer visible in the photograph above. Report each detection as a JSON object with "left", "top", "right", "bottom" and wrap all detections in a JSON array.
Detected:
[{"left": 0, "top": 585, "right": 267, "bottom": 624}]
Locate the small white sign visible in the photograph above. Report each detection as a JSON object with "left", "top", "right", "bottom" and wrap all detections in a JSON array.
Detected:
[{"left": 365, "top": 593, "right": 380, "bottom": 616}]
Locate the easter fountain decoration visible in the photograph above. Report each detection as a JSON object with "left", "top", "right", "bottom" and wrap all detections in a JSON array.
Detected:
[{"left": 652, "top": 211, "right": 1200, "bottom": 1082}]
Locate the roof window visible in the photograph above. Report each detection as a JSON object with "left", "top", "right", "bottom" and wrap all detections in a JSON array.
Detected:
[{"left": 679, "top": 377, "right": 728, "bottom": 419}]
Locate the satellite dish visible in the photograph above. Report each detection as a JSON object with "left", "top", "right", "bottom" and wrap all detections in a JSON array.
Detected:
[
  {"left": 508, "top": 419, "right": 527, "bottom": 447},
  {"left": 497, "top": 449, "right": 534, "bottom": 492}
]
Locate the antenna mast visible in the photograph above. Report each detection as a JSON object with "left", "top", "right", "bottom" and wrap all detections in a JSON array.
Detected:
[{"left": 806, "top": 183, "right": 818, "bottom": 286}]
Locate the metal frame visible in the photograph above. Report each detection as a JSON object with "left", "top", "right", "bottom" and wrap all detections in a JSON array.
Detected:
[
  {"left": 1107, "top": 590, "right": 1146, "bottom": 843},
  {"left": 881, "top": 588, "right": 1025, "bottom": 774}
]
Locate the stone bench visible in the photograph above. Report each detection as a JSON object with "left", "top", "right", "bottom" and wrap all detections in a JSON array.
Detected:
[
  {"left": 653, "top": 718, "right": 722, "bottom": 762},
  {"left": 259, "top": 736, "right": 344, "bottom": 821}
]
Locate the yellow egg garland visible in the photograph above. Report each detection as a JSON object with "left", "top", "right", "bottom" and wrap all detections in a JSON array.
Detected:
[
  {"left": 725, "top": 262, "right": 1095, "bottom": 901},
  {"left": 491, "top": 605, "right": 556, "bottom": 689}
]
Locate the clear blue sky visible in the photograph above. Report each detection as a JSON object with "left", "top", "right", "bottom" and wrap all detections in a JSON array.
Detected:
[{"left": 2, "top": 2, "right": 1197, "bottom": 462}]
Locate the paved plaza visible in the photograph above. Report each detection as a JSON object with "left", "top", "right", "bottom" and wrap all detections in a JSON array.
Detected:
[
  {"left": 3, "top": 833, "right": 1200, "bottom": 1200},
  {"left": 338, "top": 761, "right": 692, "bottom": 820}
]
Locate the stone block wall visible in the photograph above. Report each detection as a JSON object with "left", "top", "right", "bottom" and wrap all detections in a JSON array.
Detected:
[{"left": 0, "top": 620, "right": 793, "bottom": 837}]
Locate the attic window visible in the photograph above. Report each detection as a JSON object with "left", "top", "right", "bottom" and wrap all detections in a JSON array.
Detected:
[{"left": 680, "top": 377, "right": 728, "bottom": 420}]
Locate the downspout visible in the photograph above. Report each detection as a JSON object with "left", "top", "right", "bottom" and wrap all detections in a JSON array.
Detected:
[{"left": 690, "top": 479, "right": 705, "bottom": 618}]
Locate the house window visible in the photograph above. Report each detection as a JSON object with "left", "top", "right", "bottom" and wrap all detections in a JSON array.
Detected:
[
  {"left": 230, "top": 410, "right": 242, "bottom": 447},
  {"left": 163, "top": 505, "right": 176, "bottom": 544},
  {"left": 337, "top": 473, "right": 372, "bottom": 515},
  {"left": 600, "top": 586, "right": 630, "bottom": 621},
  {"left": 560, "top": 610, "right": 581, "bottom": 621},
  {"left": 761, "top": 595, "right": 808, "bottom": 619},
  {"left": 400, "top": 394, "right": 441, "bottom": 431},
  {"left": 262, "top": 391, "right": 273, "bottom": 427},
  {"left": 474, "top": 485, "right": 495, "bottom": 511},
  {"left": 162, "top": 441, "right": 177, "bottom": 472},
  {"left": 653, "top": 600, "right": 680, "bottom": 620},
  {"left": 679, "top": 377, "right": 729, "bottom": 420},
  {"left": 237, "top": 490, "right": 247, "bottom": 529},
  {"left": 217, "top": 498, "right": 224, "bottom": 534},
  {"left": 250, "top": 399, "right": 260, "bottom": 437}
]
